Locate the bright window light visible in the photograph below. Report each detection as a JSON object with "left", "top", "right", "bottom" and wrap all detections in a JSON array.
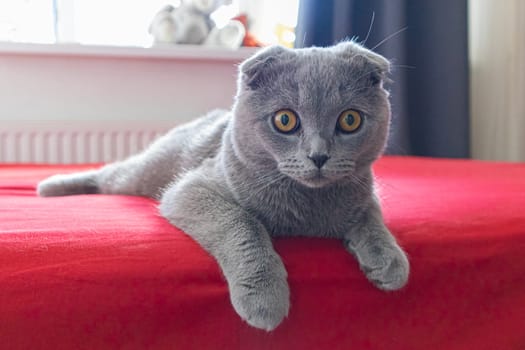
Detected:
[
  {"left": 211, "top": 3, "right": 240, "bottom": 29},
  {"left": 0, "top": 0, "right": 301, "bottom": 47},
  {"left": 66, "top": 0, "right": 181, "bottom": 46},
  {"left": 238, "top": 0, "right": 300, "bottom": 46},
  {"left": 0, "top": 0, "right": 55, "bottom": 43}
]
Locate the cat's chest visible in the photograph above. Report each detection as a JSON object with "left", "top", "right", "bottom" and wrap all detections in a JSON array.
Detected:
[{"left": 241, "top": 184, "right": 366, "bottom": 238}]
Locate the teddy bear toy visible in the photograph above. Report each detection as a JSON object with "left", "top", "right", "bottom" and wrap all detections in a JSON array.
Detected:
[{"left": 149, "top": 0, "right": 246, "bottom": 49}]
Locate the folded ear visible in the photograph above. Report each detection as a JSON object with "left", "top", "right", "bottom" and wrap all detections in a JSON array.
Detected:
[
  {"left": 239, "top": 46, "right": 293, "bottom": 89},
  {"left": 332, "top": 41, "right": 391, "bottom": 86}
]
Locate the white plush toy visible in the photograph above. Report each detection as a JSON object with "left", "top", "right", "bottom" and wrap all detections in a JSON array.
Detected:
[{"left": 149, "top": 0, "right": 245, "bottom": 49}]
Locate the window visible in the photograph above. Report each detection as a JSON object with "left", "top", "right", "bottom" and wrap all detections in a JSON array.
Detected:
[
  {"left": 0, "top": 0, "right": 55, "bottom": 43},
  {"left": 0, "top": 0, "right": 300, "bottom": 47}
]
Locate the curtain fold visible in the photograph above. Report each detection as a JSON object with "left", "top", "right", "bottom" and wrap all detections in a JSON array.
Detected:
[{"left": 295, "top": 0, "right": 469, "bottom": 158}]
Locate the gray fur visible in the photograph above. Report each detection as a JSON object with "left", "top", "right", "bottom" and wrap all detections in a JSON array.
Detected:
[{"left": 38, "top": 41, "right": 409, "bottom": 331}]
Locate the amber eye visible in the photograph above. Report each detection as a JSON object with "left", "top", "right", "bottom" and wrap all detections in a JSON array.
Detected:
[
  {"left": 337, "top": 109, "right": 362, "bottom": 133},
  {"left": 273, "top": 109, "right": 299, "bottom": 133}
]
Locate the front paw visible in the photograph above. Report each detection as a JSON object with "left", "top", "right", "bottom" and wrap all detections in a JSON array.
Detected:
[
  {"left": 352, "top": 242, "right": 410, "bottom": 291},
  {"left": 230, "top": 273, "right": 290, "bottom": 331}
]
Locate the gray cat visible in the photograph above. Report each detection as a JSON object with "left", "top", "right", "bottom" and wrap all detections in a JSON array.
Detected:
[{"left": 38, "top": 41, "right": 409, "bottom": 331}]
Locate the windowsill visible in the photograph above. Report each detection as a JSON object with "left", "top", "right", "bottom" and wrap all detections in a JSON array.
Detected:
[{"left": 0, "top": 41, "right": 258, "bottom": 61}]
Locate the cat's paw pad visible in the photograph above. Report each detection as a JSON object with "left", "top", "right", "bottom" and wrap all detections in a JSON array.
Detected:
[
  {"left": 230, "top": 275, "right": 290, "bottom": 331},
  {"left": 358, "top": 244, "right": 410, "bottom": 291}
]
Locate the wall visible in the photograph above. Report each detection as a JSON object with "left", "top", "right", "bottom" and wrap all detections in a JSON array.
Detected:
[
  {"left": 0, "top": 43, "right": 255, "bottom": 124},
  {"left": 469, "top": 0, "right": 525, "bottom": 161}
]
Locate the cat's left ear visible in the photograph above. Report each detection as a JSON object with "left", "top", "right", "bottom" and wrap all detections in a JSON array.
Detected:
[
  {"left": 239, "top": 45, "right": 293, "bottom": 90},
  {"left": 332, "top": 41, "right": 391, "bottom": 86}
]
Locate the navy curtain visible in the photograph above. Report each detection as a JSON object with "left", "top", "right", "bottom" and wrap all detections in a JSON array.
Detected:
[{"left": 295, "top": 0, "right": 470, "bottom": 158}]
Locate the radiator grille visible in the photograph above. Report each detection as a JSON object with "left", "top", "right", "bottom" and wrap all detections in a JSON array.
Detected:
[{"left": 0, "top": 128, "right": 167, "bottom": 164}]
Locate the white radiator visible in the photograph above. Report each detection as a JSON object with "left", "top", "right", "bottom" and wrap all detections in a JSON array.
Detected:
[{"left": 0, "top": 122, "right": 173, "bottom": 164}]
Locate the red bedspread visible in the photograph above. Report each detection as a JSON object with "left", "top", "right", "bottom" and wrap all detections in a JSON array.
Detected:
[{"left": 0, "top": 156, "right": 524, "bottom": 350}]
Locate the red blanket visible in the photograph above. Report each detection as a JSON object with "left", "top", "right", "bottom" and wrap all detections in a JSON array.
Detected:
[{"left": 1, "top": 156, "right": 524, "bottom": 349}]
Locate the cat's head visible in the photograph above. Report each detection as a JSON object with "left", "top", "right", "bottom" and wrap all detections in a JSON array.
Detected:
[{"left": 231, "top": 41, "right": 391, "bottom": 188}]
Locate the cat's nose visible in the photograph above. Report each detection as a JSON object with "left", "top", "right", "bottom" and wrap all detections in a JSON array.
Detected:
[{"left": 308, "top": 154, "right": 330, "bottom": 169}]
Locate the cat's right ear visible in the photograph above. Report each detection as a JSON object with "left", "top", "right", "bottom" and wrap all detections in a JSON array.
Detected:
[
  {"left": 239, "top": 46, "right": 291, "bottom": 90},
  {"left": 332, "top": 41, "right": 391, "bottom": 86}
]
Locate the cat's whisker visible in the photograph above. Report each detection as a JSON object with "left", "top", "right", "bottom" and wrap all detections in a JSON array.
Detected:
[
  {"left": 247, "top": 176, "right": 288, "bottom": 200},
  {"left": 235, "top": 171, "right": 288, "bottom": 198},
  {"left": 348, "top": 173, "right": 372, "bottom": 193},
  {"left": 361, "top": 11, "right": 376, "bottom": 46},
  {"left": 370, "top": 26, "right": 408, "bottom": 51},
  {"left": 372, "top": 177, "right": 400, "bottom": 202},
  {"left": 250, "top": 174, "right": 285, "bottom": 192},
  {"left": 390, "top": 64, "right": 416, "bottom": 70}
]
